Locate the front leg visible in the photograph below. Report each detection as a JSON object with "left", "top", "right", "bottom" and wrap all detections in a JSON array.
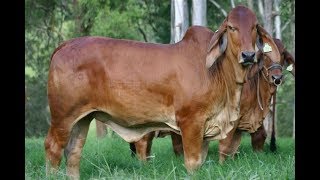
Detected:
[
  {"left": 250, "top": 124, "right": 267, "bottom": 151},
  {"left": 179, "top": 117, "right": 205, "bottom": 173}
]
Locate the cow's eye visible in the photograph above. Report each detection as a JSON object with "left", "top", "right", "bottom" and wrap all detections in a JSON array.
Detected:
[{"left": 228, "top": 26, "right": 236, "bottom": 32}]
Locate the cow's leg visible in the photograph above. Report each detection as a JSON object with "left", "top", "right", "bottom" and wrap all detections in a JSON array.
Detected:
[
  {"left": 201, "top": 140, "right": 210, "bottom": 164},
  {"left": 145, "top": 131, "right": 155, "bottom": 159},
  {"left": 95, "top": 120, "right": 107, "bottom": 139},
  {"left": 45, "top": 119, "right": 73, "bottom": 176},
  {"left": 250, "top": 124, "right": 267, "bottom": 151},
  {"left": 179, "top": 118, "right": 205, "bottom": 173},
  {"left": 171, "top": 132, "right": 183, "bottom": 156},
  {"left": 219, "top": 128, "right": 242, "bottom": 163},
  {"left": 134, "top": 132, "right": 155, "bottom": 161},
  {"left": 64, "top": 115, "right": 92, "bottom": 180}
]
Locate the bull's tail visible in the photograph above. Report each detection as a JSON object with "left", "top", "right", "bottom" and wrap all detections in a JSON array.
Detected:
[{"left": 270, "top": 92, "right": 277, "bottom": 152}]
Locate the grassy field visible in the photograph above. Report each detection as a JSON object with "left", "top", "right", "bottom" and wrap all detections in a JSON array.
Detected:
[{"left": 25, "top": 122, "right": 294, "bottom": 179}]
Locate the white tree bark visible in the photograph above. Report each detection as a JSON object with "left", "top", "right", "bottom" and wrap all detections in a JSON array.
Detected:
[
  {"left": 192, "top": 0, "right": 207, "bottom": 26},
  {"left": 264, "top": 0, "right": 273, "bottom": 35},
  {"left": 247, "top": 0, "right": 253, "bottom": 10},
  {"left": 231, "top": 0, "right": 235, "bottom": 8},
  {"left": 171, "top": 0, "right": 189, "bottom": 43},
  {"left": 258, "top": 0, "right": 265, "bottom": 25},
  {"left": 274, "top": 0, "right": 281, "bottom": 39},
  {"left": 260, "top": 0, "right": 274, "bottom": 137}
]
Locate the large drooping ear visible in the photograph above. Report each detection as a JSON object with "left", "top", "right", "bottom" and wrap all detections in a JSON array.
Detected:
[
  {"left": 206, "top": 19, "right": 228, "bottom": 68},
  {"left": 283, "top": 50, "right": 295, "bottom": 77},
  {"left": 256, "top": 24, "right": 281, "bottom": 64},
  {"left": 256, "top": 51, "right": 265, "bottom": 70}
]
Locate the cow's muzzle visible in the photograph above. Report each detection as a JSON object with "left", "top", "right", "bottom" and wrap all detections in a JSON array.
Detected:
[
  {"left": 241, "top": 51, "right": 256, "bottom": 66},
  {"left": 272, "top": 74, "right": 283, "bottom": 86}
]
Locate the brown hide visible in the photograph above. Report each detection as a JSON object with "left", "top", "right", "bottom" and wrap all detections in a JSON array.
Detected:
[
  {"left": 130, "top": 38, "right": 293, "bottom": 162},
  {"left": 45, "top": 5, "right": 280, "bottom": 178}
]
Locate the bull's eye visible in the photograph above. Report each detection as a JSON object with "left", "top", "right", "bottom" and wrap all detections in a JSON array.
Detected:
[{"left": 228, "top": 26, "right": 236, "bottom": 32}]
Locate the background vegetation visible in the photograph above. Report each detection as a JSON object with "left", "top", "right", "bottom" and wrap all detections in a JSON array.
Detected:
[{"left": 25, "top": 0, "right": 295, "bottom": 138}]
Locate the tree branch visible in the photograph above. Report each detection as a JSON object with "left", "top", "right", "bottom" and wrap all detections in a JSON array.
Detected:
[
  {"left": 208, "top": 0, "right": 227, "bottom": 17},
  {"left": 137, "top": 26, "right": 148, "bottom": 42},
  {"left": 281, "top": 19, "right": 291, "bottom": 32}
]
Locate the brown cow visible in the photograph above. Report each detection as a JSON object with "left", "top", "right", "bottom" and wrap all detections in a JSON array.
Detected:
[
  {"left": 250, "top": 38, "right": 295, "bottom": 153},
  {"left": 129, "top": 38, "right": 294, "bottom": 162},
  {"left": 44, "top": 5, "right": 280, "bottom": 179},
  {"left": 218, "top": 38, "right": 295, "bottom": 162}
]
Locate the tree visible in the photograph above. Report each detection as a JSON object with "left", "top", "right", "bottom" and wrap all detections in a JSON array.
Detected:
[
  {"left": 191, "top": 0, "right": 207, "bottom": 26},
  {"left": 171, "top": 0, "right": 189, "bottom": 43},
  {"left": 25, "top": 0, "right": 73, "bottom": 137}
]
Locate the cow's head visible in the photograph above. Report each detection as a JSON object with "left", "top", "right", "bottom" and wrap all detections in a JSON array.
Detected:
[
  {"left": 256, "top": 51, "right": 283, "bottom": 86},
  {"left": 273, "top": 38, "right": 295, "bottom": 77},
  {"left": 206, "top": 5, "right": 281, "bottom": 80}
]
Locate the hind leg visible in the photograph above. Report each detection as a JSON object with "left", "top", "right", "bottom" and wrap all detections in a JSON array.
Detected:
[
  {"left": 96, "top": 120, "right": 107, "bottom": 139},
  {"left": 171, "top": 132, "right": 183, "bottom": 156},
  {"left": 44, "top": 123, "right": 71, "bottom": 176},
  {"left": 64, "top": 115, "right": 92, "bottom": 179},
  {"left": 134, "top": 132, "right": 155, "bottom": 161}
]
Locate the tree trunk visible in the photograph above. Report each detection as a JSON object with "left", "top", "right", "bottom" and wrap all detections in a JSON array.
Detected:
[
  {"left": 264, "top": 0, "right": 273, "bottom": 35},
  {"left": 171, "top": 0, "right": 189, "bottom": 43},
  {"left": 257, "top": 0, "right": 265, "bottom": 25},
  {"left": 192, "top": 0, "right": 207, "bottom": 26},
  {"left": 230, "top": 0, "right": 235, "bottom": 8},
  {"left": 262, "top": 0, "right": 274, "bottom": 138},
  {"left": 274, "top": 0, "right": 281, "bottom": 39},
  {"left": 247, "top": 0, "right": 253, "bottom": 10}
]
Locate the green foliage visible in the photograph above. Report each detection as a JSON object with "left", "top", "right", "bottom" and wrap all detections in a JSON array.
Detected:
[
  {"left": 25, "top": 0, "right": 72, "bottom": 137},
  {"left": 276, "top": 72, "right": 295, "bottom": 137},
  {"left": 26, "top": 124, "right": 294, "bottom": 179}
]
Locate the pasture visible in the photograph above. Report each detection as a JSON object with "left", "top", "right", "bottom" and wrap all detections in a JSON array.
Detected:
[{"left": 25, "top": 121, "right": 294, "bottom": 179}]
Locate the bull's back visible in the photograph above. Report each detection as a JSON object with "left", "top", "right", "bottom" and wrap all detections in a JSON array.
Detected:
[{"left": 48, "top": 37, "right": 181, "bottom": 123}]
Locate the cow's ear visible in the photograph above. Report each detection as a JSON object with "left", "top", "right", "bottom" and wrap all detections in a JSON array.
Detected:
[
  {"left": 206, "top": 19, "right": 228, "bottom": 68},
  {"left": 256, "top": 24, "right": 281, "bottom": 64},
  {"left": 283, "top": 50, "right": 295, "bottom": 77},
  {"left": 257, "top": 51, "right": 264, "bottom": 70}
]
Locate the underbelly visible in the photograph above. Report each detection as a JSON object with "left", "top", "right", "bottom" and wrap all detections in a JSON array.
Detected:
[{"left": 93, "top": 111, "right": 180, "bottom": 142}]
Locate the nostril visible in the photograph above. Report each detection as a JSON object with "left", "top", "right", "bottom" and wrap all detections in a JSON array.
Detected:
[
  {"left": 242, "top": 52, "right": 247, "bottom": 59},
  {"left": 249, "top": 53, "right": 255, "bottom": 59},
  {"left": 274, "top": 78, "right": 281, "bottom": 85}
]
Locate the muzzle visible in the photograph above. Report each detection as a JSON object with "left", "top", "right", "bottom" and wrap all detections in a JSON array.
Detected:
[
  {"left": 265, "top": 63, "right": 283, "bottom": 86},
  {"left": 241, "top": 51, "right": 256, "bottom": 66}
]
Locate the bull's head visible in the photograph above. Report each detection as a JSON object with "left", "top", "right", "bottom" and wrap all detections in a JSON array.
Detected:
[
  {"left": 206, "top": 5, "right": 281, "bottom": 80},
  {"left": 256, "top": 51, "right": 283, "bottom": 86},
  {"left": 248, "top": 38, "right": 295, "bottom": 88},
  {"left": 273, "top": 38, "right": 295, "bottom": 77}
]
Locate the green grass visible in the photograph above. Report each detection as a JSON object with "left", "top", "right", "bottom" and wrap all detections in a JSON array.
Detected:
[{"left": 25, "top": 122, "right": 294, "bottom": 179}]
